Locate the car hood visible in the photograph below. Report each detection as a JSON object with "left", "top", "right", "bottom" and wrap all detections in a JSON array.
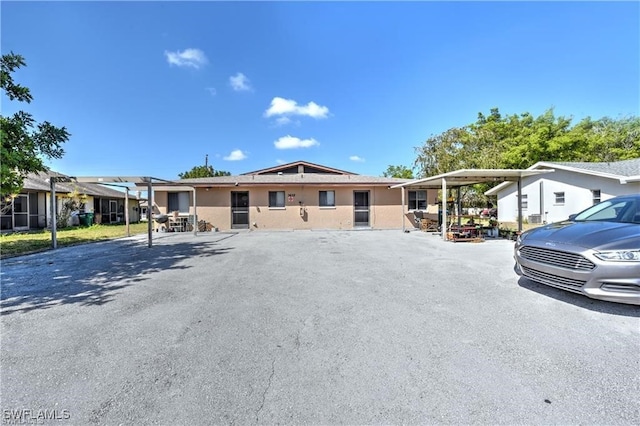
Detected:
[{"left": 523, "top": 221, "right": 640, "bottom": 251}]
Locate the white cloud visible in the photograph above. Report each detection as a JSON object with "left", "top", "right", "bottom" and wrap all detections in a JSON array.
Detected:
[
  {"left": 164, "top": 48, "right": 208, "bottom": 69},
  {"left": 205, "top": 87, "right": 216, "bottom": 96},
  {"left": 270, "top": 116, "right": 301, "bottom": 128},
  {"left": 275, "top": 117, "right": 291, "bottom": 126},
  {"left": 223, "top": 149, "right": 247, "bottom": 161},
  {"left": 264, "top": 97, "right": 329, "bottom": 119},
  {"left": 274, "top": 135, "right": 319, "bottom": 150},
  {"left": 276, "top": 159, "right": 286, "bottom": 165},
  {"left": 349, "top": 155, "right": 365, "bottom": 162},
  {"left": 229, "top": 72, "right": 252, "bottom": 91}
]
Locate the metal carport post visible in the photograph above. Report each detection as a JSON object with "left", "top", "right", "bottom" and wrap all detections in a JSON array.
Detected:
[{"left": 49, "top": 175, "right": 76, "bottom": 249}]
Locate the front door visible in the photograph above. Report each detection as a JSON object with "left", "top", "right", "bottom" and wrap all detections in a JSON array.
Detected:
[
  {"left": 354, "top": 191, "right": 370, "bottom": 227},
  {"left": 231, "top": 191, "right": 249, "bottom": 229},
  {"left": 0, "top": 194, "right": 29, "bottom": 231},
  {"left": 109, "top": 200, "right": 118, "bottom": 223},
  {"left": 12, "top": 194, "right": 29, "bottom": 231},
  {"left": 29, "top": 192, "right": 40, "bottom": 229}
]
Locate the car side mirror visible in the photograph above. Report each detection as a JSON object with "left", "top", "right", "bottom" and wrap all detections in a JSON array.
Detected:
[{"left": 568, "top": 214, "right": 577, "bottom": 221}]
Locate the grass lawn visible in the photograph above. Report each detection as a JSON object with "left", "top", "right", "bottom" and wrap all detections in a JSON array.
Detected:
[{"left": 0, "top": 222, "right": 150, "bottom": 258}]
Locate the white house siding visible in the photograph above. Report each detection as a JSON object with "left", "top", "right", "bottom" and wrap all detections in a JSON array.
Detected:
[{"left": 497, "top": 169, "right": 640, "bottom": 224}]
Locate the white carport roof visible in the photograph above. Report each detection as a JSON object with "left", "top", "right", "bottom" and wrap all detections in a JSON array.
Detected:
[
  {"left": 73, "top": 176, "right": 173, "bottom": 184},
  {"left": 390, "top": 169, "right": 554, "bottom": 240},
  {"left": 389, "top": 169, "right": 553, "bottom": 190}
]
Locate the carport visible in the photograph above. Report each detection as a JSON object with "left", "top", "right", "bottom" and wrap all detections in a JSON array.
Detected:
[
  {"left": 48, "top": 176, "right": 187, "bottom": 249},
  {"left": 390, "top": 169, "right": 553, "bottom": 241},
  {"left": 139, "top": 183, "right": 204, "bottom": 233}
]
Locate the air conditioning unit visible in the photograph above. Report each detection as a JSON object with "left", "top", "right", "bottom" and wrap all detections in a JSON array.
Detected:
[{"left": 528, "top": 214, "right": 542, "bottom": 224}]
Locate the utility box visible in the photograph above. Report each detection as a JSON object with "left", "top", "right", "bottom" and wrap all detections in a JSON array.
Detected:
[{"left": 528, "top": 214, "right": 542, "bottom": 224}]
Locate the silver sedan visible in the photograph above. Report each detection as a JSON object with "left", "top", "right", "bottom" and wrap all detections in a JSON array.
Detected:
[{"left": 514, "top": 194, "right": 640, "bottom": 305}]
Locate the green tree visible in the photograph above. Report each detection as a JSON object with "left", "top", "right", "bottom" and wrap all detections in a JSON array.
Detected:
[
  {"left": 1, "top": 52, "right": 70, "bottom": 195},
  {"left": 413, "top": 107, "right": 640, "bottom": 208},
  {"left": 178, "top": 164, "right": 231, "bottom": 179},
  {"left": 382, "top": 164, "right": 414, "bottom": 179},
  {"left": 415, "top": 107, "right": 640, "bottom": 175},
  {"left": 413, "top": 127, "right": 470, "bottom": 177},
  {"left": 577, "top": 116, "right": 640, "bottom": 162}
]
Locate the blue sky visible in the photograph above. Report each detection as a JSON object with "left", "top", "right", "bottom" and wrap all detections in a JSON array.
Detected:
[{"left": 2, "top": 1, "right": 638, "bottom": 180}]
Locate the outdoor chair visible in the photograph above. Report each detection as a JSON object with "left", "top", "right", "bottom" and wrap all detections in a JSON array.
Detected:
[
  {"left": 413, "top": 211, "right": 439, "bottom": 232},
  {"left": 421, "top": 217, "right": 439, "bottom": 232}
]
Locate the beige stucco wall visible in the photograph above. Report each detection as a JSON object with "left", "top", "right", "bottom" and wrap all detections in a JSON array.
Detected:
[{"left": 154, "top": 185, "right": 417, "bottom": 231}]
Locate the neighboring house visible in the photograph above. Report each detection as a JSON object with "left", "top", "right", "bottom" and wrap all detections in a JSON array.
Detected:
[
  {"left": 1, "top": 170, "right": 142, "bottom": 232},
  {"left": 485, "top": 159, "right": 640, "bottom": 224},
  {"left": 137, "top": 199, "right": 159, "bottom": 221},
  {"left": 152, "top": 160, "right": 417, "bottom": 231},
  {"left": 138, "top": 200, "right": 149, "bottom": 221}
]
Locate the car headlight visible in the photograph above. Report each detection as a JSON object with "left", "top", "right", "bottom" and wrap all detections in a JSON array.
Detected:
[{"left": 594, "top": 250, "right": 640, "bottom": 262}]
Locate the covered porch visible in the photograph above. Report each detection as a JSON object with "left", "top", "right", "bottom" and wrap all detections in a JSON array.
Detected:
[
  {"left": 390, "top": 169, "right": 553, "bottom": 241},
  {"left": 46, "top": 176, "right": 176, "bottom": 249}
]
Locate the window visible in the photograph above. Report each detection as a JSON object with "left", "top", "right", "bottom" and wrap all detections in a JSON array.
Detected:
[
  {"left": 269, "top": 191, "right": 285, "bottom": 208},
  {"left": 168, "top": 191, "right": 190, "bottom": 213},
  {"left": 519, "top": 194, "right": 528, "bottom": 210},
  {"left": 554, "top": 192, "right": 565, "bottom": 205},
  {"left": 408, "top": 190, "right": 427, "bottom": 210},
  {"left": 319, "top": 191, "right": 335, "bottom": 207},
  {"left": 592, "top": 189, "right": 601, "bottom": 205}
]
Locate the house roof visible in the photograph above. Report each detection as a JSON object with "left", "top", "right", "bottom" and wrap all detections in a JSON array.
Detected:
[
  {"left": 241, "top": 160, "right": 356, "bottom": 176},
  {"left": 151, "top": 160, "right": 405, "bottom": 187},
  {"left": 484, "top": 158, "right": 640, "bottom": 195},
  {"left": 536, "top": 158, "right": 640, "bottom": 177},
  {"left": 20, "top": 170, "right": 138, "bottom": 199},
  {"left": 174, "top": 173, "right": 408, "bottom": 187}
]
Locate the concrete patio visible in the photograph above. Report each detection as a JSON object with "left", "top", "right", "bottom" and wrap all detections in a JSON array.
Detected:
[{"left": 1, "top": 230, "right": 638, "bottom": 425}]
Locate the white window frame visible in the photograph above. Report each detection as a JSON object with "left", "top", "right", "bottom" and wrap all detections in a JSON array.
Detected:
[
  {"left": 591, "top": 189, "right": 601, "bottom": 205},
  {"left": 519, "top": 194, "right": 528, "bottom": 210},
  {"left": 554, "top": 192, "right": 565, "bottom": 205},
  {"left": 408, "top": 190, "right": 427, "bottom": 211}
]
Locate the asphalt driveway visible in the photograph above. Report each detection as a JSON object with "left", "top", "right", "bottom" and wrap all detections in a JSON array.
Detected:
[{"left": 1, "top": 230, "right": 638, "bottom": 425}]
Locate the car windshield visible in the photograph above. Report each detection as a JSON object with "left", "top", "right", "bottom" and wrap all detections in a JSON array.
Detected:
[{"left": 573, "top": 197, "right": 640, "bottom": 223}]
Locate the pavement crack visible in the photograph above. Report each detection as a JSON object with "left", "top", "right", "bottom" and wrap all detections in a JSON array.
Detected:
[{"left": 255, "top": 358, "right": 275, "bottom": 424}]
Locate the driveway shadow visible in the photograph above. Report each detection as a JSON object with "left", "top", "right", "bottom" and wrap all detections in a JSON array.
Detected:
[
  {"left": 517, "top": 277, "right": 640, "bottom": 318},
  {"left": 0, "top": 235, "right": 234, "bottom": 316}
]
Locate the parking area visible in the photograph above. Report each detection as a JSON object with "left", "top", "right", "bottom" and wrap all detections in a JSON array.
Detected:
[{"left": 1, "top": 230, "right": 638, "bottom": 425}]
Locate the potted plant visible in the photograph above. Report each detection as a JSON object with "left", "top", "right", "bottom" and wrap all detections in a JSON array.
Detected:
[{"left": 487, "top": 219, "right": 499, "bottom": 237}]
